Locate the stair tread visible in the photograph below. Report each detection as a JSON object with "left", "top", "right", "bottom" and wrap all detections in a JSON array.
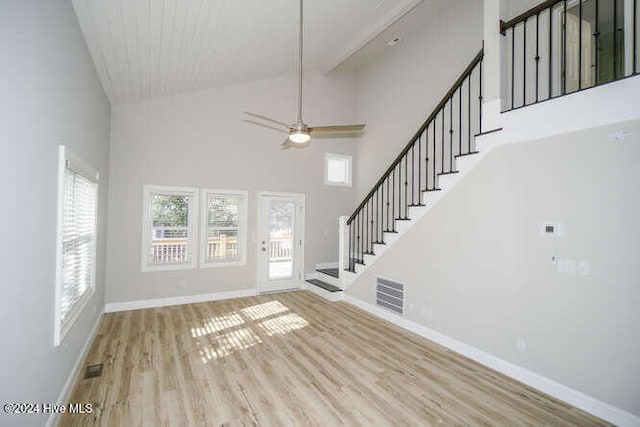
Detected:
[
  {"left": 455, "top": 151, "right": 480, "bottom": 158},
  {"left": 306, "top": 279, "right": 342, "bottom": 293},
  {"left": 316, "top": 268, "right": 339, "bottom": 278}
]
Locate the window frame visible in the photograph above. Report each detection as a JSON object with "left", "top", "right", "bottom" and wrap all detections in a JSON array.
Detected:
[
  {"left": 54, "top": 145, "right": 99, "bottom": 347},
  {"left": 199, "top": 189, "right": 249, "bottom": 268},
  {"left": 324, "top": 153, "right": 352, "bottom": 187},
  {"left": 141, "top": 185, "right": 199, "bottom": 272}
]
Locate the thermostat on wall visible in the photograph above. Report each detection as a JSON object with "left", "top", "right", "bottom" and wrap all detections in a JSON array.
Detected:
[{"left": 540, "top": 222, "right": 564, "bottom": 236}]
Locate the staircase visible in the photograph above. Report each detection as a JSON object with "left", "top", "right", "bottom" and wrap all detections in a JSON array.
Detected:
[
  {"left": 338, "top": 48, "right": 491, "bottom": 288},
  {"left": 305, "top": 267, "right": 343, "bottom": 301}
]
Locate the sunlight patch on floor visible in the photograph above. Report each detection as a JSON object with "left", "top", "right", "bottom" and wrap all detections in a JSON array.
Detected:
[
  {"left": 198, "top": 327, "right": 263, "bottom": 362},
  {"left": 240, "top": 300, "right": 289, "bottom": 321},
  {"left": 259, "top": 313, "right": 309, "bottom": 336},
  {"left": 193, "top": 298, "right": 310, "bottom": 363},
  {"left": 190, "top": 312, "right": 245, "bottom": 337}
]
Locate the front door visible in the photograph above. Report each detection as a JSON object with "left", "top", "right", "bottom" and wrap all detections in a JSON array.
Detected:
[{"left": 257, "top": 192, "right": 305, "bottom": 293}]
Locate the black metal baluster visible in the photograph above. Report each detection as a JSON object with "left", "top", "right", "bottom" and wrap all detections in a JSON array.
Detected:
[
  {"left": 536, "top": 12, "right": 540, "bottom": 102},
  {"left": 411, "top": 145, "right": 415, "bottom": 206},
  {"left": 563, "top": 0, "right": 567, "bottom": 94},
  {"left": 479, "top": 59, "right": 483, "bottom": 134},
  {"left": 392, "top": 168, "right": 396, "bottom": 225},
  {"left": 512, "top": 28, "right": 516, "bottom": 109},
  {"left": 458, "top": 86, "right": 462, "bottom": 155},
  {"left": 549, "top": 6, "right": 553, "bottom": 98},
  {"left": 397, "top": 160, "right": 402, "bottom": 219},
  {"left": 376, "top": 188, "right": 380, "bottom": 244},
  {"left": 440, "top": 110, "right": 444, "bottom": 175},
  {"left": 425, "top": 125, "right": 430, "bottom": 191},
  {"left": 634, "top": 0, "right": 637, "bottom": 74},
  {"left": 468, "top": 74, "right": 472, "bottom": 153},
  {"left": 449, "top": 97, "right": 453, "bottom": 172},
  {"left": 614, "top": 0, "right": 618, "bottom": 80},
  {"left": 385, "top": 177, "right": 390, "bottom": 231},
  {"left": 369, "top": 200, "right": 373, "bottom": 253},
  {"left": 523, "top": 17, "right": 527, "bottom": 106},
  {"left": 595, "top": 0, "right": 600, "bottom": 84},
  {"left": 360, "top": 211, "right": 364, "bottom": 260},
  {"left": 365, "top": 200, "right": 369, "bottom": 254},
  {"left": 579, "top": 0, "right": 583, "bottom": 89},
  {"left": 417, "top": 135, "right": 422, "bottom": 203},
  {"left": 355, "top": 217, "right": 360, "bottom": 262},
  {"left": 404, "top": 155, "right": 408, "bottom": 218},
  {"left": 432, "top": 122, "right": 436, "bottom": 188}
]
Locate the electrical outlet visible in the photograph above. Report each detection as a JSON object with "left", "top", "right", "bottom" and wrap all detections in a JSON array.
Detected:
[
  {"left": 516, "top": 339, "right": 526, "bottom": 353},
  {"left": 548, "top": 255, "right": 558, "bottom": 265},
  {"left": 421, "top": 306, "right": 433, "bottom": 320},
  {"left": 608, "top": 131, "right": 629, "bottom": 142}
]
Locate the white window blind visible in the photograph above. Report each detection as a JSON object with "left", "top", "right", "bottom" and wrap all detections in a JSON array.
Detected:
[
  {"left": 142, "top": 186, "right": 198, "bottom": 271},
  {"left": 201, "top": 190, "right": 248, "bottom": 267},
  {"left": 55, "top": 146, "right": 98, "bottom": 346}
]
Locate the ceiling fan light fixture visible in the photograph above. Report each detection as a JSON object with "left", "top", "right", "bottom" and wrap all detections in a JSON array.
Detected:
[{"left": 289, "top": 129, "right": 311, "bottom": 144}]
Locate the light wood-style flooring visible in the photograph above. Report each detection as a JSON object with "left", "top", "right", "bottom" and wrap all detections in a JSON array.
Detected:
[{"left": 60, "top": 291, "right": 608, "bottom": 426}]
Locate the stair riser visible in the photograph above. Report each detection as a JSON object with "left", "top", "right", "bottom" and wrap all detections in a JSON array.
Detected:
[
  {"left": 305, "top": 272, "right": 341, "bottom": 288},
  {"left": 304, "top": 282, "right": 343, "bottom": 302}
]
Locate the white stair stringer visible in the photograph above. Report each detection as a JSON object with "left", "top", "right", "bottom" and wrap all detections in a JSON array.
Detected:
[{"left": 342, "top": 133, "right": 500, "bottom": 289}]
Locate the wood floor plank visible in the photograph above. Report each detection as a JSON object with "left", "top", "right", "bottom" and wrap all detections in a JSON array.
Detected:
[{"left": 60, "top": 291, "right": 610, "bottom": 426}]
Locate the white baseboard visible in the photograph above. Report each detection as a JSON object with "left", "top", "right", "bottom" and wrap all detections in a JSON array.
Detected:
[
  {"left": 46, "top": 309, "right": 104, "bottom": 427},
  {"left": 315, "top": 262, "right": 338, "bottom": 270},
  {"left": 104, "top": 288, "right": 257, "bottom": 313},
  {"left": 343, "top": 295, "right": 640, "bottom": 427}
]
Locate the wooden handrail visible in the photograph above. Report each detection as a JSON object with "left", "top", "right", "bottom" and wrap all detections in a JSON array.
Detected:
[
  {"left": 347, "top": 48, "right": 484, "bottom": 224},
  {"left": 500, "top": 0, "right": 562, "bottom": 34}
]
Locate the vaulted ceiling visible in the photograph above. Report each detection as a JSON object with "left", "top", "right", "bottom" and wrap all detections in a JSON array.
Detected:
[{"left": 72, "top": 0, "right": 424, "bottom": 104}]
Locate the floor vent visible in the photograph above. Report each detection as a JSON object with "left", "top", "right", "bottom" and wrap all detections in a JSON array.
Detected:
[
  {"left": 85, "top": 364, "right": 103, "bottom": 379},
  {"left": 376, "top": 276, "right": 404, "bottom": 315}
]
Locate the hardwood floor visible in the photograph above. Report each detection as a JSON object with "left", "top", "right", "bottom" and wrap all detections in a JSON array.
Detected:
[{"left": 60, "top": 291, "right": 608, "bottom": 426}]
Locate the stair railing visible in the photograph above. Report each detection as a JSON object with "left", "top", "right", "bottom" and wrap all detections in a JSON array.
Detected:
[
  {"left": 501, "top": 0, "right": 638, "bottom": 112},
  {"left": 342, "top": 49, "right": 484, "bottom": 273}
]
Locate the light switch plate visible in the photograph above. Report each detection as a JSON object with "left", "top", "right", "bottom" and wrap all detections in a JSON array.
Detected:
[{"left": 578, "top": 261, "right": 591, "bottom": 276}]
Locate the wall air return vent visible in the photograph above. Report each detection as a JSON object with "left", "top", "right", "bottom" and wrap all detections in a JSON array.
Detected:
[{"left": 375, "top": 276, "right": 405, "bottom": 315}]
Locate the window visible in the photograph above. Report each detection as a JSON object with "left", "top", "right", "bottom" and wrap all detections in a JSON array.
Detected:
[
  {"left": 200, "top": 190, "right": 248, "bottom": 267},
  {"left": 325, "top": 153, "right": 352, "bottom": 186},
  {"left": 141, "top": 185, "right": 198, "bottom": 272},
  {"left": 55, "top": 146, "right": 98, "bottom": 346}
]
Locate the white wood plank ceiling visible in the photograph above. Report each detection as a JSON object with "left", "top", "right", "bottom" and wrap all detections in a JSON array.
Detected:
[{"left": 72, "top": 0, "right": 423, "bottom": 104}]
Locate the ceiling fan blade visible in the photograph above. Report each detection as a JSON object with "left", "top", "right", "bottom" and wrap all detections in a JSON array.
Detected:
[
  {"left": 243, "top": 119, "right": 289, "bottom": 134},
  {"left": 280, "top": 139, "right": 293, "bottom": 150},
  {"left": 244, "top": 111, "right": 290, "bottom": 128},
  {"left": 310, "top": 124, "right": 365, "bottom": 133}
]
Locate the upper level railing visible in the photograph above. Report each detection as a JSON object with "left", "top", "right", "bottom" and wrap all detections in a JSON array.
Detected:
[
  {"left": 501, "top": 0, "right": 638, "bottom": 111},
  {"left": 345, "top": 49, "right": 484, "bottom": 272}
]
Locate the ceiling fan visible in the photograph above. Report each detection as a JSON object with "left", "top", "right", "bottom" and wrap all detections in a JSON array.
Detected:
[{"left": 243, "top": 0, "right": 365, "bottom": 149}]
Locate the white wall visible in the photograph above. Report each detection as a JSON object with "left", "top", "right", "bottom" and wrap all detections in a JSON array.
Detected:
[
  {"left": 107, "top": 71, "right": 357, "bottom": 304},
  {"left": 0, "top": 1, "right": 110, "bottom": 426},
  {"left": 353, "top": 0, "right": 483, "bottom": 201},
  {"left": 346, "top": 119, "right": 640, "bottom": 417}
]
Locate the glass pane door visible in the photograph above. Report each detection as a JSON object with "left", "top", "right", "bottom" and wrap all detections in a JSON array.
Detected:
[{"left": 268, "top": 200, "right": 295, "bottom": 279}]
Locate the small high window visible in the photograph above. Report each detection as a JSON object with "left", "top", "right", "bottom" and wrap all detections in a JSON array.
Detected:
[{"left": 325, "top": 153, "right": 352, "bottom": 187}]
